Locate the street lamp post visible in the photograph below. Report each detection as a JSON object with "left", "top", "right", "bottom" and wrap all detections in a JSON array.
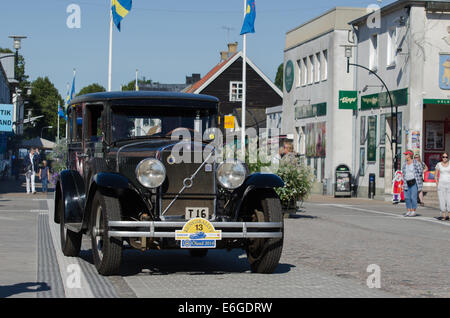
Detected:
[
  {"left": 8, "top": 35, "right": 27, "bottom": 81},
  {"left": 41, "top": 126, "right": 53, "bottom": 139},
  {"left": 344, "top": 45, "right": 399, "bottom": 176}
]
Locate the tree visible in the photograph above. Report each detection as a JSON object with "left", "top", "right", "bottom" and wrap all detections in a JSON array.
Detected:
[
  {"left": 121, "top": 78, "right": 152, "bottom": 91},
  {"left": 24, "top": 77, "right": 64, "bottom": 140},
  {"left": 275, "top": 63, "right": 283, "bottom": 90},
  {"left": 77, "top": 83, "right": 106, "bottom": 96}
]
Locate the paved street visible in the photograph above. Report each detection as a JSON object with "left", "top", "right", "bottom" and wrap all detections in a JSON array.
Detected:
[{"left": 0, "top": 179, "right": 448, "bottom": 298}]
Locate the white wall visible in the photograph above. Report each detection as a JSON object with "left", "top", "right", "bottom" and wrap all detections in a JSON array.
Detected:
[{"left": 282, "top": 29, "right": 355, "bottom": 191}]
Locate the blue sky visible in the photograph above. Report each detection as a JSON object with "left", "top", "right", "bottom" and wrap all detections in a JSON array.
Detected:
[{"left": 1, "top": 0, "right": 395, "bottom": 98}]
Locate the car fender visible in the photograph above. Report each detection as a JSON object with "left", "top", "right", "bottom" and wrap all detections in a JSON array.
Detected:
[
  {"left": 242, "top": 173, "right": 284, "bottom": 189},
  {"left": 54, "top": 170, "right": 86, "bottom": 225},
  {"left": 81, "top": 172, "right": 151, "bottom": 231},
  {"left": 231, "top": 173, "right": 284, "bottom": 219}
]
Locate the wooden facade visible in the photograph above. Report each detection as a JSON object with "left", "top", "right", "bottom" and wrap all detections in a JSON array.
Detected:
[{"left": 186, "top": 54, "right": 282, "bottom": 132}]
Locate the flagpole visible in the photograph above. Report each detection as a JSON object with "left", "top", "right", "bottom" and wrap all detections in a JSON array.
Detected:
[
  {"left": 108, "top": 2, "right": 113, "bottom": 92},
  {"left": 57, "top": 102, "right": 60, "bottom": 142},
  {"left": 241, "top": 0, "right": 247, "bottom": 159},
  {"left": 65, "top": 82, "right": 69, "bottom": 140},
  {"left": 136, "top": 69, "right": 138, "bottom": 91}
]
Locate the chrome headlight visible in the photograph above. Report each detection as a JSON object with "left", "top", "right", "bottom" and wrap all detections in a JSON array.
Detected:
[
  {"left": 216, "top": 160, "right": 247, "bottom": 190},
  {"left": 135, "top": 158, "right": 166, "bottom": 188}
]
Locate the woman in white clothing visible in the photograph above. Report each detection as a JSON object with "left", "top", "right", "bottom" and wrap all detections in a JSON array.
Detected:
[{"left": 435, "top": 152, "right": 450, "bottom": 221}]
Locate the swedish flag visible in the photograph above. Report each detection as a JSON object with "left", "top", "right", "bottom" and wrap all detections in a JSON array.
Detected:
[
  {"left": 112, "top": 0, "right": 132, "bottom": 31},
  {"left": 58, "top": 102, "right": 67, "bottom": 120},
  {"left": 240, "top": 0, "right": 256, "bottom": 35}
]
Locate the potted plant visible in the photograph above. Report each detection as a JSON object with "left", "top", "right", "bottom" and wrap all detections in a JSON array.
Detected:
[
  {"left": 47, "top": 138, "right": 67, "bottom": 186},
  {"left": 245, "top": 147, "right": 313, "bottom": 214},
  {"left": 275, "top": 161, "right": 313, "bottom": 213}
]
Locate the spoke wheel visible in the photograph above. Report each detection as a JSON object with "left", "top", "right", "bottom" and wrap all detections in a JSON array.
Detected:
[
  {"left": 90, "top": 192, "right": 123, "bottom": 276},
  {"left": 246, "top": 194, "right": 284, "bottom": 274}
]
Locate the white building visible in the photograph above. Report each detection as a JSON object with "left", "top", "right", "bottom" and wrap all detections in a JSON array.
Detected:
[
  {"left": 350, "top": 0, "right": 450, "bottom": 197},
  {"left": 281, "top": 7, "right": 367, "bottom": 194}
]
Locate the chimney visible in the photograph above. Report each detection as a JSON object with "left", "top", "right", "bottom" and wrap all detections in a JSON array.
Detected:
[
  {"left": 228, "top": 42, "right": 238, "bottom": 54},
  {"left": 220, "top": 42, "right": 239, "bottom": 62},
  {"left": 220, "top": 51, "right": 229, "bottom": 62}
]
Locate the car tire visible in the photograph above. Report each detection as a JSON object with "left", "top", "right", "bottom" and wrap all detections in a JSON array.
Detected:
[
  {"left": 246, "top": 194, "right": 284, "bottom": 274},
  {"left": 188, "top": 249, "right": 209, "bottom": 257},
  {"left": 90, "top": 192, "right": 123, "bottom": 276},
  {"left": 59, "top": 195, "right": 82, "bottom": 257}
]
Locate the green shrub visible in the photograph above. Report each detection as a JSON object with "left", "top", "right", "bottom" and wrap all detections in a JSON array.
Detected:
[
  {"left": 275, "top": 160, "right": 314, "bottom": 208},
  {"left": 245, "top": 149, "right": 314, "bottom": 208},
  {"left": 47, "top": 138, "right": 67, "bottom": 174}
]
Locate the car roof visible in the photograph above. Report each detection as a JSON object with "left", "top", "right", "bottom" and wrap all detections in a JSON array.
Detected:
[{"left": 69, "top": 91, "right": 219, "bottom": 106}]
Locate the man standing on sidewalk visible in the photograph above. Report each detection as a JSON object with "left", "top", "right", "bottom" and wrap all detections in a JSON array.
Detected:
[{"left": 23, "top": 148, "right": 40, "bottom": 194}]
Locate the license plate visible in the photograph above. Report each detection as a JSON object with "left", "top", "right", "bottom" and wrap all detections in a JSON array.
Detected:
[{"left": 185, "top": 207, "right": 209, "bottom": 219}]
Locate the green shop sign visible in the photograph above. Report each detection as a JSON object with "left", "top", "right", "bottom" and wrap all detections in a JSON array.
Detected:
[
  {"left": 285, "top": 60, "right": 294, "bottom": 93},
  {"left": 423, "top": 99, "right": 450, "bottom": 104},
  {"left": 339, "top": 91, "right": 358, "bottom": 110},
  {"left": 295, "top": 102, "right": 327, "bottom": 119},
  {"left": 361, "top": 88, "right": 408, "bottom": 110}
]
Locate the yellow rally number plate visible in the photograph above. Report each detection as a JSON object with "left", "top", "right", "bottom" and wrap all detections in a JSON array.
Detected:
[{"left": 175, "top": 218, "right": 222, "bottom": 248}]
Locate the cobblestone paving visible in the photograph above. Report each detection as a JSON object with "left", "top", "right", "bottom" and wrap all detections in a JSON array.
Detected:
[
  {"left": 287, "top": 202, "right": 450, "bottom": 298},
  {"left": 121, "top": 248, "right": 393, "bottom": 298}
]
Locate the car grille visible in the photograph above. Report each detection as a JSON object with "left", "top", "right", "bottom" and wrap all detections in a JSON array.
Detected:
[{"left": 159, "top": 150, "right": 216, "bottom": 218}]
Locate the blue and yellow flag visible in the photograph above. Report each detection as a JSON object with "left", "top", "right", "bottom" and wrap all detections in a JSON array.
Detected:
[
  {"left": 112, "top": 0, "right": 132, "bottom": 31},
  {"left": 240, "top": 0, "right": 256, "bottom": 35},
  {"left": 66, "top": 75, "right": 75, "bottom": 106},
  {"left": 58, "top": 101, "right": 67, "bottom": 120}
]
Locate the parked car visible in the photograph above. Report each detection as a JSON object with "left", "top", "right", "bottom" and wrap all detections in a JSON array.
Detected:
[{"left": 54, "top": 91, "right": 284, "bottom": 276}]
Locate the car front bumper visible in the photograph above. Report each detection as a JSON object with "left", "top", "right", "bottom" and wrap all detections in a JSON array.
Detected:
[{"left": 107, "top": 221, "right": 283, "bottom": 239}]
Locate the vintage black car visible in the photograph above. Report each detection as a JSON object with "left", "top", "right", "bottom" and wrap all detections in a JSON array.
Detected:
[{"left": 55, "top": 91, "right": 284, "bottom": 276}]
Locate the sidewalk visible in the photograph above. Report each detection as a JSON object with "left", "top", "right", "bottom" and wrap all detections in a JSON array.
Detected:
[
  {"left": 305, "top": 194, "right": 394, "bottom": 205},
  {"left": 304, "top": 193, "right": 442, "bottom": 219},
  {"left": 0, "top": 176, "right": 54, "bottom": 198}
]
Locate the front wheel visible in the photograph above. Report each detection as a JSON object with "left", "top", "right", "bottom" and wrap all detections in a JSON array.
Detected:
[
  {"left": 59, "top": 196, "right": 82, "bottom": 257},
  {"left": 90, "top": 192, "right": 123, "bottom": 276},
  {"left": 246, "top": 193, "right": 284, "bottom": 274}
]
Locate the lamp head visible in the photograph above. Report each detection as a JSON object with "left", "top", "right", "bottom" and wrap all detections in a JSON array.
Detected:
[
  {"left": 345, "top": 46, "right": 353, "bottom": 59},
  {"left": 8, "top": 35, "right": 27, "bottom": 51}
]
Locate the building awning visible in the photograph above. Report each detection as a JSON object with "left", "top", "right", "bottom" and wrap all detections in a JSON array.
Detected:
[{"left": 21, "top": 137, "right": 56, "bottom": 149}]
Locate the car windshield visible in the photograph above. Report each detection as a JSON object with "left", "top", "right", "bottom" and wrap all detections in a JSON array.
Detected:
[{"left": 111, "top": 106, "right": 217, "bottom": 142}]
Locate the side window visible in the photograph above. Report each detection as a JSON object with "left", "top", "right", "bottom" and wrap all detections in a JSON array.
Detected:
[
  {"left": 67, "top": 106, "right": 73, "bottom": 142},
  {"left": 85, "top": 105, "right": 104, "bottom": 142},
  {"left": 72, "top": 104, "right": 83, "bottom": 142}
]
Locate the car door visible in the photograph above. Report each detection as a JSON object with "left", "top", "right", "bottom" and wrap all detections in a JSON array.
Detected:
[{"left": 83, "top": 103, "right": 105, "bottom": 191}]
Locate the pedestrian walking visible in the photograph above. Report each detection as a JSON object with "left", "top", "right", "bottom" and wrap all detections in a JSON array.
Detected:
[
  {"left": 23, "top": 148, "right": 40, "bottom": 194},
  {"left": 39, "top": 160, "right": 50, "bottom": 193},
  {"left": 435, "top": 151, "right": 450, "bottom": 221},
  {"left": 402, "top": 150, "right": 423, "bottom": 217},
  {"left": 414, "top": 153, "right": 428, "bottom": 205}
]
